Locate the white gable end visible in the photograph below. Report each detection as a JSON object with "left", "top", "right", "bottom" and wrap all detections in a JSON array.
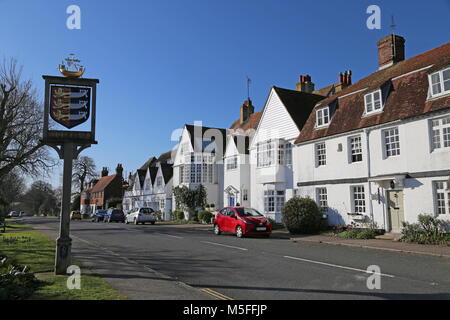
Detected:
[
  {"left": 252, "top": 88, "right": 300, "bottom": 147},
  {"left": 225, "top": 136, "right": 238, "bottom": 157}
]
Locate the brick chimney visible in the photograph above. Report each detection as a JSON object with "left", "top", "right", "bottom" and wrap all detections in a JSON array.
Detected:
[
  {"left": 116, "top": 164, "right": 123, "bottom": 177},
  {"left": 378, "top": 34, "right": 405, "bottom": 70},
  {"left": 240, "top": 99, "right": 255, "bottom": 124},
  {"left": 335, "top": 70, "right": 352, "bottom": 93},
  {"left": 296, "top": 75, "right": 315, "bottom": 93},
  {"left": 101, "top": 167, "right": 109, "bottom": 177}
]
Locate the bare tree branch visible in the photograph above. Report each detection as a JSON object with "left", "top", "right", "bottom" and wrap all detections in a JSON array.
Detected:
[{"left": 0, "top": 58, "right": 56, "bottom": 180}]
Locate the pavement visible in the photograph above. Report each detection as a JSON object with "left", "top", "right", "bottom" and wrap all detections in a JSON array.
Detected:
[
  {"left": 22, "top": 217, "right": 450, "bottom": 300},
  {"left": 290, "top": 234, "right": 450, "bottom": 259}
]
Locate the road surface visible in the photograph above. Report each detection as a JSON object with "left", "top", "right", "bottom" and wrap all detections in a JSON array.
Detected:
[{"left": 24, "top": 217, "right": 450, "bottom": 300}]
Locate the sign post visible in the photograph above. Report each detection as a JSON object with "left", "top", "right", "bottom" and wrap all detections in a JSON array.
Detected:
[{"left": 42, "top": 58, "right": 99, "bottom": 274}]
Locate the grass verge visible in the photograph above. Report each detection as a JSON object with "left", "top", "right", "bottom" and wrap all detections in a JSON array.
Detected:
[{"left": 0, "top": 222, "right": 127, "bottom": 300}]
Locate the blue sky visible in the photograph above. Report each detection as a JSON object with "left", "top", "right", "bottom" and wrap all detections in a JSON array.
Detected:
[{"left": 1, "top": 0, "right": 449, "bottom": 186}]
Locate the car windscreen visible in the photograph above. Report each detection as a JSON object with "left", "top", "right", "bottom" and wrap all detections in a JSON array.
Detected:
[
  {"left": 140, "top": 208, "right": 154, "bottom": 214},
  {"left": 111, "top": 210, "right": 124, "bottom": 215},
  {"left": 235, "top": 208, "right": 264, "bottom": 217}
]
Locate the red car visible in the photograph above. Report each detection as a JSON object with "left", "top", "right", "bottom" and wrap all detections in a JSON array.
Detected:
[{"left": 213, "top": 207, "right": 272, "bottom": 238}]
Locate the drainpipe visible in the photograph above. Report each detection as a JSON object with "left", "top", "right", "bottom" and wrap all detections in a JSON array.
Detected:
[{"left": 364, "top": 128, "right": 376, "bottom": 226}]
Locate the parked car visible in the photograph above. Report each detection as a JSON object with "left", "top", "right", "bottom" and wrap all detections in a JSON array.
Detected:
[
  {"left": 213, "top": 207, "right": 273, "bottom": 238},
  {"left": 91, "top": 209, "right": 107, "bottom": 222},
  {"left": 19, "top": 211, "right": 28, "bottom": 217},
  {"left": 8, "top": 211, "right": 19, "bottom": 218},
  {"left": 70, "top": 211, "right": 82, "bottom": 220},
  {"left": 104, "top": 209, "right": 125, "bottom": 223},
  {"left": 125, "top": 207, "right": 157, "bottom": 225}
]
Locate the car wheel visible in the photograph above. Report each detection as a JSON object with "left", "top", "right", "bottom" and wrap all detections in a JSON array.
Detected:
[
  {"left": 236, "top": 226, "right": 244, "bottom": 238},
  {"left": 151, "top": 221, "right": 155, "bottom": 225},
  {"left": 214, "top": 224, "right": 221, "bottom": 235}
]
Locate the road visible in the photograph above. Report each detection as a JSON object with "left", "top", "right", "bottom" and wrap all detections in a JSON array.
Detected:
[{"left": 25, "top": 217, "right": 450, "bottom": 300}]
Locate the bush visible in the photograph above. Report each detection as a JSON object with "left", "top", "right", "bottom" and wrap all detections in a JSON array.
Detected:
[
  {"left": 190, "top": 211, "right": 199, "bottom": 222},
  {"left": 0, "top": 256, "right": 43, "bottom": 300},
  {"left": 173, "top": 210, "right": 185, "bottom": 221},
  {"left": 282, "top": 197, "right": 322, "bottom": 234},
  {"left": 355, "top": 229, "right": 378, "bottom": 239},
  {"left": 401, "top": 214, "right": 450, "bottom": 245},
  {"left": 337, "top": 229, "right": 360, "bottom": 239},
  {"left": 198, "top": 210, "right": 213, "bottom": 224}
]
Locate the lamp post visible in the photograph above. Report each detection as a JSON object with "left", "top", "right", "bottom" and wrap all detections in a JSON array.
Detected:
[{"left": 41, "top": 56, "right": 99, "bottom": 275}]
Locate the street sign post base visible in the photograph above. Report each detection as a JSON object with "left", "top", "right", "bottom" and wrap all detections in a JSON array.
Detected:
[{"left": 55, "top": 236, "right": 72, "bottom": 275}]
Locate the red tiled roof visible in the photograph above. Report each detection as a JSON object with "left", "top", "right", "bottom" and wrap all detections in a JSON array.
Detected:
[
  {"left": 230, "top": 111, "right": 263, "bottom": 131},
  {"left": 90, "top": 174, "right": 116, "bottom": 193},
  {"left": 295, "top": 41, "right": 450, "bottom": 144}
]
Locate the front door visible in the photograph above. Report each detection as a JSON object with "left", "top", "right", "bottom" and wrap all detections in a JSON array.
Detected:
[
  {"left": 387, "top": 190, "right": 405, "bottom": 233},
  {"left": 229, "top": 196, "right": 235, "bottom": 207}
]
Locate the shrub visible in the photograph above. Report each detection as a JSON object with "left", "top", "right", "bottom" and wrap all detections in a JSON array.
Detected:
[
  {"left": 282, "top": 197, "right": 322, "bottom": 234},
  {"left": 173, "top": 210, "right": 185, "bottom": 221},
  {"left": 355, "top": 229, "right": 378, "bottom": 239},
  {"left": 337, "top": 229, "right": 360, "bottom": 239},
  {"left": 401, "top": 214, "right": 450, "bottom": 245},
  {"left": 190, "top": 211, "right": 199, "bottom": 222},
  {"left": 0, "top": 257, "right": 43, "bottom": 300},
  {"left": 198, "top": 210, "right": 213, "bottom": 224}
]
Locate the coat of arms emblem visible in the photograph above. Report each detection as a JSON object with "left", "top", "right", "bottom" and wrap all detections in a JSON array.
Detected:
[{"left": 50, "top": 85, "right": 91, "bottom": 129}]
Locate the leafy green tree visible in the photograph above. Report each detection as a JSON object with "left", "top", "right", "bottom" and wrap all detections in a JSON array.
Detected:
[{"left": 173, "top": 184, "right": 207, "bottom": 220}]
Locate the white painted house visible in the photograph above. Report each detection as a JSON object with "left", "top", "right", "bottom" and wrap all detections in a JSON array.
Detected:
[
  {"left": 172, "top": 124, "right": 227, "bottom": 212},
  {"left": 294, "top": 35, "right": 450, "bottom": 232},
  {"left": 223, "top": 100, "right": 262, "bottom": 208},
  {"left": 249, "top": 86, "right": 324, "bottom": 222},
  {"left": 122, "top": 151, "right": 174, "bottom": 218}
]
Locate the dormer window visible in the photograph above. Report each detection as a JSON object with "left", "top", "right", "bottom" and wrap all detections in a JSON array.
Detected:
[
  {"left": 429, "top": 67, "right": 450, "bottom": 98},
  {"left": 364, "top": 90, "right": 383, "bottom": 115},
  {"left": 316, "top": 107, "right": 330, "bottom": 128}
]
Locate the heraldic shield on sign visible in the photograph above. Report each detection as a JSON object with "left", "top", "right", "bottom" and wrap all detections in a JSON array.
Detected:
[{"left": 50, "top": 85, "right": 91, "bottom": 129}]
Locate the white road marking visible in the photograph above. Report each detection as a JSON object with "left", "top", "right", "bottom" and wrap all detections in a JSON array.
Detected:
[
  {"left": 201, "top": 241, "right": 248, "bottom": 251},
  {"left": 284, "top": 255, "right": 395, "bottom": 278},
  {"left": 155, "top": 233, "right": 184, "bottom": 239}
]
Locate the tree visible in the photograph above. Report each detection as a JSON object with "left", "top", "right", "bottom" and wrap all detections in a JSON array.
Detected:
[
  {"left": 0, "top": 58, "right": 55, "bottom": 181},
  {"left": 22, "top": 181, "right": 57, "bottom": 216},
  {"left": 173, "top": 185, "right": 207, "bottom": 220},
  {"left": 72, "top": 156, "right": 97, "bottom": 194},
  {"left": 0, "top": 169, "right": 25, "bottom": 212}
]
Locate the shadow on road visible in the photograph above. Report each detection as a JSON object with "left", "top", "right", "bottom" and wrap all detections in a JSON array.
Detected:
[{"left": 188, "top": 283, "right": 450, "bottom": 300}]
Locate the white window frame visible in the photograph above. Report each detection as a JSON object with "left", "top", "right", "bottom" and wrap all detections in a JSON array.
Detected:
[
  {"left": 429, "top": 67, "right": 450, "bottom": 98},
  {"left": 156, "top": 176, "right": 163, "bottom": 187},
  {"left": 434, "top": 181, "right": 450, "bottom": 216},
  {"left": 242, "top": 189, "right": 248, "bottom": 201},
  {"left": 431, "top": 116, "right": 450, "bottom": 150},
  {"left": 383, "top": 127, "right": 400, "bottom": 158},
  {"left": 315, "top": 142, "right": 327, "bottom": 167},
  {"left": 316, "top": 187, "right": 328, "bottom": 214},
  {"left": 264, "top": 190, "right": 285, "bottom": 214},
  {"left": 351, "top": 185, "right": 366, "bottom": 214},
  {"left": 364, "top": 89, "right": 383, "bottom": 115},
  {"left": 349, "top": 135, "right": 363, "bottom": 163},
  {"left": 257, "top": 140, "right": 275, "bottom": 168},
  {"left": 316, "top": 107, "right": 330, "bottom": 128},
  {"left": 226, "top": 156, "right": 238, "bottom": 171}
]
